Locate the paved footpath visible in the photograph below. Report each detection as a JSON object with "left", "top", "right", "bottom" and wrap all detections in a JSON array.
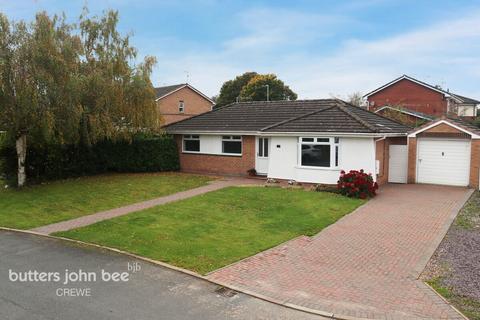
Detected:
[
  {"left": 208, "top": 184, "right": 473, "bottom": 320},
  {"left": 32, "top": 178, "right": 263, "bottom": 234}
]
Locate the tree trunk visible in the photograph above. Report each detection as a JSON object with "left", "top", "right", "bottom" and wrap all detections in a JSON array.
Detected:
[{"left": 16, "top": 134, "right": 27, "bottom": 187}]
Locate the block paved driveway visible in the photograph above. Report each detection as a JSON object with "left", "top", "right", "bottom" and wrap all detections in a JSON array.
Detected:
[{"left": 208, "top": 184, "right": 473, "bottom": 320}]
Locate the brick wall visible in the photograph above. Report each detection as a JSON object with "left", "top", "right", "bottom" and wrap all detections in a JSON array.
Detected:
[
  {"left": 157, "top": 87, "right": 213, "bottom": 125},
  {"left": 174, "top": 135, "right": 255, "bottom": 176},
  {"left": 368, "top": 79, "right": 447, "bottom": 117},
  {"left": 376, "top": 137, "right": 407, "bottom": 185},
  {"left": 407, "top": 137, "right": 417, "bottom": 183},
  {"left": 470, "top": 140, "right": 480, "bottom": 189}
]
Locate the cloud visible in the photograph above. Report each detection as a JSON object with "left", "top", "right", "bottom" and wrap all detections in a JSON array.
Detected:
[{"left": 149, "top": 7, "right": 480, "bottom": 101}]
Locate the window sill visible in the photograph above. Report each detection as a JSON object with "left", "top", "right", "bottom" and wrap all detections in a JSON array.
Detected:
[
  {"left": 182, "top": 151, "right": 242, "bottom": 157},
  {"left": 295, "top": 166, "right": 341, "bottom": 171}
]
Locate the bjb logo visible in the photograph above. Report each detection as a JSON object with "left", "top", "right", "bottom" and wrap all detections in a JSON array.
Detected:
[{"left": 127, "top": 262, "right": 141, "bottom": 273}]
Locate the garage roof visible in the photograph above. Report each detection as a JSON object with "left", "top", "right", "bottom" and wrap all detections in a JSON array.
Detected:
[{"left": 408, "top": 116, "right": 480, "bottom": 138}]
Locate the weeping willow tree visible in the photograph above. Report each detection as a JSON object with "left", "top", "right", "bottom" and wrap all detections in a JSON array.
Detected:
[{"left": 0, "top": 9, "right": 159, "bottom": 186}]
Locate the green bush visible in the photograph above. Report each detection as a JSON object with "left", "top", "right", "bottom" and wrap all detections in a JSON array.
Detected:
[{"left": 0, "top": 135, "right": 179, "bottom": 185}]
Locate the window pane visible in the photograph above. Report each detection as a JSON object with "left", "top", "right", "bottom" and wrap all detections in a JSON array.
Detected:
[
  {"left": 301, "top": 138, "right": 314, "bottom": 142},
  {"left": 334, "top": 137, "right": 340, "bottom": 144},
  {"left": 222, "top": 136, "right": 231, "bottom": 140},
  {"left": 316, "top": 138, "right": 329, "bottom": 143},
  {"left": 232, "top": 136, "right": 241, "bottom": 140},
  {"left": 263, "top": 138, "right": 269, "bottom": 157},
  {"left": 258, "top": 138, "right": 263, "bottom": 157},
  {"left": 223, "top": 141, "right": 242, "bottom": 154},
  {"left": 301, "top": 144, "right": 330, "bottom": 167},
  {"left": 184, "top": 139, "right": 200, "bottom": 152},
  {"left": 335, "top": 145, "right": 339, "bottom": 167}
]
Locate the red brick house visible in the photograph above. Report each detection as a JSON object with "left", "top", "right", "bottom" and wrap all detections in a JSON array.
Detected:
[
  {"left": 155, "top": 83, "right": 215, "bottom": 125},
  {"left": 364, "top": 75, "right": 480, "bottom": 125}
]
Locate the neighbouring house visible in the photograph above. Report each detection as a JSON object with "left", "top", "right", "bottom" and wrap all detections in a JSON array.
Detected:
[
  {"left": 166, "top": 99, "right": 480, "bottom": 189},
  {"left": 155, "top": 83, "right": 215, "bottom": 125},
  {"left": 364, "top": 75, "right": 480, "bottom": 124}
]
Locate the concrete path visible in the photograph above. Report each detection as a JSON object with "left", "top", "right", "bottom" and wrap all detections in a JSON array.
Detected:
[
  {"left": 208, "top": 184, "right": 473, "bottom": 320},
  {"left": 0, "top": 230, "right": 321, "bottom": 320},
  {"left": 32, "top": 178, "right": 263, "bottom": 235}
]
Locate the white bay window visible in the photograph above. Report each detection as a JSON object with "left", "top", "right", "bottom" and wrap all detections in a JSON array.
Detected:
[{"left": 298, "top": 137, "right": 339, "bottom": 168}]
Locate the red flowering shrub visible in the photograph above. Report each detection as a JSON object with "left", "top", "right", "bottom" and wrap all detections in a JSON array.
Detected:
[{"left": 337, "top": 169, "right": 378, "bottom": 199}]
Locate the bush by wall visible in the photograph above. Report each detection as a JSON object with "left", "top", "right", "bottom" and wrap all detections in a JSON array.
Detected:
[
  {"left": 0, "top": 135, "right": 179, "bottom": 185},
  {"left": 337, "top": 169, "right": 378, "bottom": 199}
]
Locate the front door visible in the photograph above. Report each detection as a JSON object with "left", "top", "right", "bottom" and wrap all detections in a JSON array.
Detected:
[{"left": 256, "top": 137, "right": 270, "bottom": 175}]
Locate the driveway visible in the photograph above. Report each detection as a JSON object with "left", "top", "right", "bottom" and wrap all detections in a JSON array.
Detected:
[
  {"left": 208, "top": 184, "right": 472, "bottom": 320},
  {"left": 0, "top": 230, "right": 320, "bottom": 320}
]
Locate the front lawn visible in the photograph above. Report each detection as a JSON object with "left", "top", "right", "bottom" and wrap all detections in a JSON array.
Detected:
[
  {"left": 0, "top": 173, "right": 213, "bottom": 229},
  {"left": 56, "top": 187, "right": 364, "bottom": 274}
]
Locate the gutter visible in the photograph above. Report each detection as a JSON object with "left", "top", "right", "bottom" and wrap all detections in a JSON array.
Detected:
[{"left": 166, "top": 130, "right": 408, "bottom": 138}]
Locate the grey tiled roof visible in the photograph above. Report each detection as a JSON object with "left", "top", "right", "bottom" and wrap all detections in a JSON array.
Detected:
[
  {"left": 166, "top": 99, "right": 411, "bottom": 134},
  {"left": 450, "top": 94, "right": 480, "bottom": 105},
  {"left": 154, "top": 84, "right": 186, "bottom": 99}
]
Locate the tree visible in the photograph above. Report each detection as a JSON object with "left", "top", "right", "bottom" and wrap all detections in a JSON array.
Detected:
[
  {"left": 347, "top": 92, "right": 364, "bottom": 107},
  {"left": 239, "top": 74, "right": 297, "bottom": 102},
  {"left": 0, "top": 10, "right": 159, "bottom": 187},
  {"left": 215, "top": 71, "right": 257, "bottom": 107}
]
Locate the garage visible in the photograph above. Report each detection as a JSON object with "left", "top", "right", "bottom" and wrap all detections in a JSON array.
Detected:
[
  {"left": 416, "top": 138, "right": 471, "bottom": 186},
  {"left": 406, "top": 118, "right": 480, "bottom": 189}
]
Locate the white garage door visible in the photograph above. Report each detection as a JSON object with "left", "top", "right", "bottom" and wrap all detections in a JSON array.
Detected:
[
  {"left": 389, "top": 145, "right": 408, "bottom": 183},
  {"left": 417, "top": 138, "right": 471, "bottom": 186}
]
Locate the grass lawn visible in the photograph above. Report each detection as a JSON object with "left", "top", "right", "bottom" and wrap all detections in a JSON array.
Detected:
[
  {"left": 0, "top": 173, "right": 212, "bottom": 230},
  {"left": 56, "top": 187, "right": 364, "bottom": 274},
  {"left": 428, "top": 278, "right": 480, "bottom": 320}
]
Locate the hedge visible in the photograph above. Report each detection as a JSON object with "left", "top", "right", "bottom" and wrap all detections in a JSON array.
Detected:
[{"left": 0, "top": 135, "right": 179, "bottom": 185}]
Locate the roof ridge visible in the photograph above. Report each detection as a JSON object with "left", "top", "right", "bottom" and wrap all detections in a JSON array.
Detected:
[
  {"left": 234, "top": 98, "right": 337, "bottom": 105},
  {"left": 260, "top": 105, "right": 337, "bottom": 132},
  {"left": 334, "top": 100, "right": 379, "bottom": 132}
]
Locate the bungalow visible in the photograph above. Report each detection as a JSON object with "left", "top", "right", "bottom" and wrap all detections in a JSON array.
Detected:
[
  {"left": 165, "top": 99, "right": 407, "bottom": 184},
  {"left": 166, "top": 99, "right": 480, "bottom": 189}
]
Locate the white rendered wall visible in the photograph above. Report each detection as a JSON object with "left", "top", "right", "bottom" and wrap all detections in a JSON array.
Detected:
[{"left": 267, "top": 136, "right": 376, "bottom": 184}]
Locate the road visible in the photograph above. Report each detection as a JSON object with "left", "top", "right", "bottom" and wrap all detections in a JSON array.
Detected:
[{"left": 0, "top": 230, "right": 320, "bottom": 320}]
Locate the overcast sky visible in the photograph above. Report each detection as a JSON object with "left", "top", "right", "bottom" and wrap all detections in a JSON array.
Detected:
[{"left": 2, "top": 0, "right": 480, "bottom": 100}]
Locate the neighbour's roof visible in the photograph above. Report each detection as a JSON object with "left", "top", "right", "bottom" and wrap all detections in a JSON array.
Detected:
[
  {"left": 165, "top": 99, "right": 411, "bottom": 135},
  {"left": 364, "top": 75, "right": 480, "bottom": 105},
  {"left": 154, "top": 83, "right": 215, "bottom": 104},
  {"left": 154, "top": 84, "right": 186, "bottom": 99},
  {"left": 450, "top": 94, "right": 480, "bottom": 105},
  {"left": 375, "top": 106, "right": 434, "bottom": 121}
]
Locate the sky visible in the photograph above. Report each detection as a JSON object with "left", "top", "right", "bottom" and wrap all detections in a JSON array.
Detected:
[{"left": 1, "top": 0, "right": 480, "bottom": 100}]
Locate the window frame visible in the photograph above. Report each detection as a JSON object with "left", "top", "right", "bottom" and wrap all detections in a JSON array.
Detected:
[
  {"left": 178, "top": 100, "right": 185, "bottom": 113},
  {"left": 182, "top": 134, "right": 200, "bottom": 153},
  {"left": 221, "top": 135, "right": 242, "bottom": 156},
  {"left": 298, "top": 137, "right": 340, "bottom": 169}
]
